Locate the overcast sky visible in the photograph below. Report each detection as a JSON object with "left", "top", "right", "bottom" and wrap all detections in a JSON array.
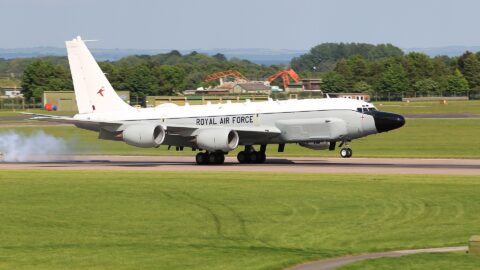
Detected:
[{"left": 1, "top": 0, "right": 480, "bottom": 50}]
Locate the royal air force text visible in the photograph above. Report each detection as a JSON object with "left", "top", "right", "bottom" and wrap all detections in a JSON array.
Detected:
[{"left": 195, "top": 115, "right": 254, "bottom": 126}]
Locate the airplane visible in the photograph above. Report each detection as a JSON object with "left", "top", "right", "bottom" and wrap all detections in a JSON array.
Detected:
[{"left": 26, "top": 36, "right": 405, "bottom": 165}]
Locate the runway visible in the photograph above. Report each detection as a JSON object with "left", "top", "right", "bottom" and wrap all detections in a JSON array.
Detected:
[{"left": 1, "top": 155, "right": 480, "bottom": 175}]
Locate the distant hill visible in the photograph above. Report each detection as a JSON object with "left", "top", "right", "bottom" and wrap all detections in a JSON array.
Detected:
[
  {"left": 291, "top": 43, "right": 404, "bottom": 72},
  {"left": 403, "top": 46, "right": 480, "bottom": 57},
  {"left": 4, "top": 45, "right": 479, "bottom": 67},
  {"left": 0, "top": 47, "right": 171, "bottom": 61},
  {"left": 199, "top": 48, "right": 305, "bottom": 65},
  {"left": 0, "top": 47, "right": 305, "bottom": 65}
]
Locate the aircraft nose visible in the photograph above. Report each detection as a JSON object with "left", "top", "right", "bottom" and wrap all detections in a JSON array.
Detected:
[{"left": 373, "top": 111, "right": 405, "bottom": 133}]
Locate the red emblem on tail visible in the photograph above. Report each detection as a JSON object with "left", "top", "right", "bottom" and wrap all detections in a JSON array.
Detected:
[{"left": 97, "top": 88, "right": 105, "bottom": 97}]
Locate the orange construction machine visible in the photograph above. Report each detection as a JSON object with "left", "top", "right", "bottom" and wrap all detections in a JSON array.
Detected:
[
  {"left": 267, "top": 68, "right": 300, "bottom": 91},
  {"left": 205, "top": 70, "right": 247, "bottom": 82}
]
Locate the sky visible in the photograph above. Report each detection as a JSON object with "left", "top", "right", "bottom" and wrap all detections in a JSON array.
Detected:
[{"left": 1, "top": 0, "right": 480, "bottom": 50}]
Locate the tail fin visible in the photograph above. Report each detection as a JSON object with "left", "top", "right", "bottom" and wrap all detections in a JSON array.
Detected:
[{"left": 66, "top": 36, "right": 134, "bottom": 114}]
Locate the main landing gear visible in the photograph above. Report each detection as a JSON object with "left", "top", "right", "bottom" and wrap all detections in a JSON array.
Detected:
[
  {"left": 195, "top": 151, "right": 225, "bottom": 165},
  {"left": 237, "top": 145, "right": 266, "bottom": 164},
  {"left": 195, "top": 145, "right": 268, "bottom": 165}
]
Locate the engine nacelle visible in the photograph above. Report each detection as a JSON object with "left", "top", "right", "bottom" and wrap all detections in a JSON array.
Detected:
[
  {"left": 196, "top": 128, "right": 239, "bottom": 152},
  {"left": 299, "top": 141, "right": 330, "bottom": 150},
  {"left": 122, "top": 124, "right": 165, "bottom": 148}
]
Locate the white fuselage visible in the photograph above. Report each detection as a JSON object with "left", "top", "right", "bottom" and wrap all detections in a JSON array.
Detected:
[{"left": 74, "top": 98, "right": 378, "bottom": 145}]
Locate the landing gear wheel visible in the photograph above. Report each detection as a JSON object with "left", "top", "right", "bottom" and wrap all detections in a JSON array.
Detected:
[
  {"left": 237, "top": 147, "right": 267, "bottom": 164},
  {"left": 195, "top": 152, "right": 209, "bottom": 165},
  {"left": 216, "top": 153, "right": 225, "bottom": 164},
  {"left": 237, "top": 151, "right": 249, "bottom": 164},
  {"left": 257, "top": 152, "right": 266, "bottom": 163},
  {"left": 346, "top": 148, "right": 352, "bottom": 158},
  {"left": 340, "top": 148, "right": 352, "bottom": 158},
  {"left": 208, "top": 153, "right": 216, "bottom": 164},
  {"left": 209, "top": 152, "right": 225, "bottom": 165},
  {"left": 249, "top": 151, "right": 259, "bottom": 163}
]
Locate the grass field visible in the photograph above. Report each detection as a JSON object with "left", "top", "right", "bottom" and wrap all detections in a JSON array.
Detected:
[
  {"left": 1, "top": 118, "right": 479, "bottom": 158},
  {"left": 374, "top": 100, "right": 480, "bottom": 116},
  {"left": 338, "top": 252, "right": 480, "bottom": 270},
  {"left": 0, "top": 109, "right": 76, "bottom": 117},
  {"left": 0, "top": 100, "right": 479, "bottom": 117},
  {"left": 0, "top": 171, "right": 479, "bottom": 269}
]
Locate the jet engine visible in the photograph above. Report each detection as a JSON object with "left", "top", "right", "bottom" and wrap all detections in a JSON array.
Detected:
[
  {"left": 122, "top": 124, "right": 165, "bottom": 148},
  {"left": 299, "top": 141, "right": 330, "bottom": 150},
  {"left": 195, "top": 128, "right": 239, "bottom": 152}
]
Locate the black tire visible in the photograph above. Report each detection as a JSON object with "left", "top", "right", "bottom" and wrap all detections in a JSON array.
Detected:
[
  {"left": 196, "top": 152, "right": 209, "bottom": 165},
  {"left": 212, "top": 152, "right": 225, "bottom": 165},
  {"left": 257, "top": 152, "right": 266, "bottom": 163},
  {"left": 208, "top": 153, "right": 217, "bottom": 164},
  {"left": 237, "top": 151, "right": 248, "bottom": 163},
  {"left": 346, "top": 148, "right": 353, "bottom": 158},
  {"left": 249, "top": 151, "right": 258, "bottom": 163},
  {"left": 217, "top": 154, "right": 225, "bottom": 164},
  {"left": 340, "top": 148, "right": 348, "bottom": 158}
]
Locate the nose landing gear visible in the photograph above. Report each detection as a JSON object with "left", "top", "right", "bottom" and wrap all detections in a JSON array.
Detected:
[
  {"left": 340, "top": 148, "right": 352, "bottom": 158},
  {"left": 339, "top": 141, "right": 352, "bottom": 158}
]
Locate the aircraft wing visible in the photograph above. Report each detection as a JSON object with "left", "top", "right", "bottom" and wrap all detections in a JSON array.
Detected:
[
  {"left": 21, "top": 113, "right": 124, "bottom": 130},
  {"left": 165, "top": 124, "right": 281, "bottom": 145},
  {"left": 166, "top": 124, "right": 281, "bottom": 137},
  {"left": 23, "top": 113, "right": 281, "bottom": 138},
  {"left": 230, "top": 126, "right": 282, "bottom": 143}
]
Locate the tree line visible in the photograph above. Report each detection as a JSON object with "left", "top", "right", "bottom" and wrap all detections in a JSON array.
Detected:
[
  {"left": 1, "top": 42, "right": 479, "bottom": 99},
  {"left": 292, "top": 43, "right": 480, "bottom": 97},
  {"left": 13, "top": 51, "right": 283, "bottom": 99}
]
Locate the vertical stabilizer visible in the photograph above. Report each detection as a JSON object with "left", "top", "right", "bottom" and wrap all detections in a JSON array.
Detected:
[{"left": 66, "top": 36, "right": 134, "bottom": 114}]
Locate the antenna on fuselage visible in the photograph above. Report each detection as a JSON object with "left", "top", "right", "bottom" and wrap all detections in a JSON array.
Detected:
[{"left": 326, "top": 93, "right": 331, "bottom": 99}]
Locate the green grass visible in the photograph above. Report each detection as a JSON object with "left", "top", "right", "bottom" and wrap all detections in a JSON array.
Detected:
[
  {"left": 374, "top": 100, "right": 480, "bottom": 116},
  {"left": 0, "top": 78, "right": 20, "bottom": 88},
  {"left": 0, "top": 109, "right": 75, "bottom": 117},
  {"left": 0, "top": 100, "right": 479, "bottom": 118},
  {"left": 1, "top": 118, "right": 480, "bottom": 158},
  {"left": 0, "top": 171, "right": 478, "bottom": 269},
  {"left": 338, "top": 252, "right": 480, "bottom": 270}
]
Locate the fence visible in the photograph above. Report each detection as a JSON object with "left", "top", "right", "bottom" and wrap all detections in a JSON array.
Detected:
[
  {"left": 369, "top": 90, "right": 480, "bottom": 102},
  {"left": 0, "top": 97, "right": 43, "bottom": 110},
  {"left": 1, "top": 91, "right": 479, "bottom": 112}
]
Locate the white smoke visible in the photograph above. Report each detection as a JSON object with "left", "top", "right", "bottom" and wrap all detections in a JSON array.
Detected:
[{"left": 0, "top": 131, "right": 69, "bottom": 162}]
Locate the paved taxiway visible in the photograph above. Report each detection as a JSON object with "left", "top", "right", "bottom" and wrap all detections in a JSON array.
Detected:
[
  {"left": 287, "top": 246, "right": 467, "bottom": 270},
  {"left": 1, "top": 155, "right": 480, "bottom": 175}
]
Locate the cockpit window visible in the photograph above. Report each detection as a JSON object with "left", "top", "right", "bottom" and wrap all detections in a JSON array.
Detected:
[{"left": 358, "top": 107, "right": 377, "bottom": 113}]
